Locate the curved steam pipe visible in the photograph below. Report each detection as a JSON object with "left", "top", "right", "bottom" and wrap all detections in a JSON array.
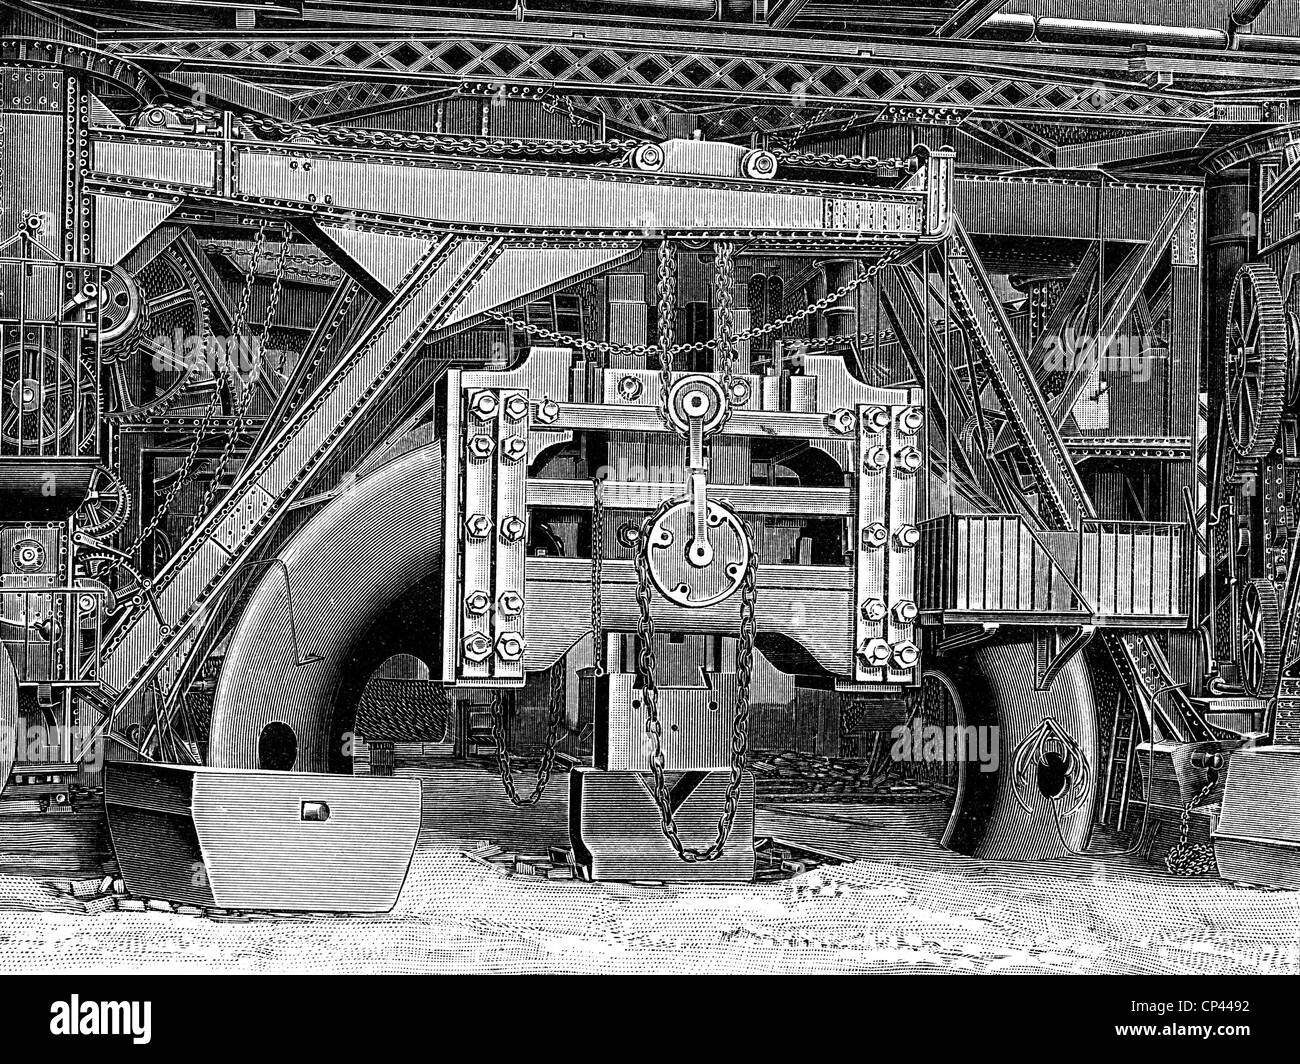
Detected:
[{"left": 208, "top": 443, "right": 444, "bottom": 773}]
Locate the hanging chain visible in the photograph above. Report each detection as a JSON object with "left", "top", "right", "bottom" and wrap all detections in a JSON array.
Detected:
[
  {"left": 488, "top": 244, "right": 907, "bottom": 362},
  {"left": 714, "top": 241, "right": 738, "bottom": 418},
  {"left": 591, "top": 476, "right": 605, "bottom": 677},
  {"left": 655, "top": 238, "right": 677, "bottom": 433},
  {"left": 1164, "top": 774, "right": 1220, "bottom": 877},
  {"left": 633, "top": 495, "right": 759, "bottom": 862},
  {"left": 187, "top": 226, "right": 291, "bottom": 532},
  {"left": 490, "top": 661, "right": 569, "bottom": 806}
]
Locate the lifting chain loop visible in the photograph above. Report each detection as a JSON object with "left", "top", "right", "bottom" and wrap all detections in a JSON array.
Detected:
[
  {"left": 591, "top": 475, "right": 605, "bottom": 677},
  {"left": 633, "top": 493, "right": 758, "bottom": 862},
  {"left": 1164, "top": 774, "right": 1220, "bottom": 877},
  {"left": 490, "top": 661, "right": 569, "bottom": 806}
]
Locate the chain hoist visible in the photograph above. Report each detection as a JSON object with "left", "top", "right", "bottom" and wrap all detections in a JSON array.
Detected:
[{"left": 490, "top": 660, "right": 570, "bottom": 806}]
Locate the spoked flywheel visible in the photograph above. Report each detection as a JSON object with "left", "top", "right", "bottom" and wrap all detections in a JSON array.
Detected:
[
  {"left": 1239, "top": 577, "right": 1283, "bottom": 698},
  {"left": 1225, "top": 262, "right": 1291, "bottom": 459}
]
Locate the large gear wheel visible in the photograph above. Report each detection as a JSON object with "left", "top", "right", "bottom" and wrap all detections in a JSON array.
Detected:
[
  {"left": 1225, "top": 261, "right": 1290, "bottom": 459},
  {"left": 75, "top": 464, "right": 131, "bottom": 537},
  {"left": 1240, "top": 577, "right": 1283, "bottom": 698},
  {"left": 100, "top": 247, "right": 216, "bottom": 422}
]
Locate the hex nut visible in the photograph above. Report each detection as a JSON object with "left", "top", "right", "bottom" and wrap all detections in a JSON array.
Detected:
[
  {"left": 463, "top": 633, "right": 493, "bottom": 663},
  {"left": 469, "top": 390, "right": 500, "bottom": 420},
  {"left": 863, "top": 522, "right": 888, "bottom": 549},
  {"left": 502, "top": 393, "right": 530, "bottom": 423},
  {"left": 825, "top": 408, "right": 855, "bottom": 436},
  {"left": 496, "top": 632, "right": 526, "bottom": 662},
  {"left": 499, "top": 516, "right": 526, "bottom": 543},
  {"left": 535, "top": 397, "right": 560, "bottom": 425},
  {"left": 857, "top": 637, "right": 892, "bottom": 668},
  {"left": 860, "top": 597, "right": 887, "bottom": 622},
  {"left": 891, "top": 640, "right": 921, "bottom": 669},
  {"left": 500, "top": 437, "right": 529, "bottom": 463}
]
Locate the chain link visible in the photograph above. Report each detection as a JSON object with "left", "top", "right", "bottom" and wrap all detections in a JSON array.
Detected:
[
  {"left": 633, "top": 494, "right": 758, "bottom": 862},
  {"left": 1164, "top": 774, "right": 1220, "bottom": 877},
  {"left": 490, "top": 661, "right": 569, "bottom": 806},
  {"left": 591, "top": 476, "right": 605, "bottom": 677}
]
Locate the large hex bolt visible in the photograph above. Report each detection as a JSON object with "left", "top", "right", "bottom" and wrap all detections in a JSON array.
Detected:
[
  {"left": 500, "top": 437, "right": 529, "bottom": 463},
  {"left": 895, "top": 445, "right": 923, "bottom": 474},
  {"left": 898, "top": 407, "right": 925, "bottom": 434},
  {"left": 825, "top": 407, "right": 855, "bottom": 436},
  {"left": 892, "top": 599, "right": 919, "bottom": 624},
  {"left": 860, "top": 597, "right": 887, "bottom": 622},
  {"left": 498, "top": 590, "right": 524, "bottom": 618},
  {"left": 464, "top": 514, "right": 494, "bottom": 539},
  {"left": 617, "top": 375, "right": 644, "bottom": 401},
  {"left": 463, "top": 633, "right": 493, "bottom": 664},
  {"left": 863, "top": 406, "right": 891, "bottom": 431},
  {"left": 863, "top": 445, "right": 890, "bottom": 473},
  {"left": 729, "top": 378, "right": 752, "bottom": 407},
  {"left": 894, "top": 524, "right": 921, "bottom": 549},
  {"left": 502, "top": 393, "right": 530, "bottom": 423},
  {"left": 467, "top": 434, "right": 496, "bottom": 461},
  {"left": 891, "top": 640, "right": 921, "bottom": 669},
  {"left": 857, "top": 637, "right": 892, "bottom": 669},
  {"left": 499, "top": 516, "right": 526, "bottom": 544},
  {"left": 496, "top": 632, "right": 526, "bottom": 662},
  {"left": 469, "top": 390, "right": 500, "bottom": 421},
  {"left": 862, "top": 522, "right": 888, "bottom": 550},
  {"left": 465, "top": 590, "right": 491, "bottom": 616},
  {"left": 535, "top": 397, "right": 561, "bottom": 425}
]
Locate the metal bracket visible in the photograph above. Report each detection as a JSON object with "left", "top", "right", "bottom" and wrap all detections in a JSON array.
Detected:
[{"left": 1033, "top": 624, "right": 1097, "bottom": 692}]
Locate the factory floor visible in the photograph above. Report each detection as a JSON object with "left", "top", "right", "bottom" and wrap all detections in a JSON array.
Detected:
[{"left": 0, "top": 764, "right": 1295, "bottom": 974}]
